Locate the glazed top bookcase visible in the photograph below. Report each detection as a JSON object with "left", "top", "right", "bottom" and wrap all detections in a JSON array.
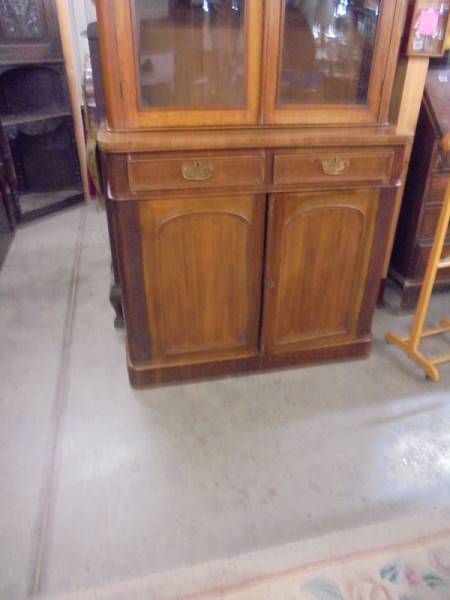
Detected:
[
  {"left": 96, "top": 0, "right": 421, "bottom": 386},
  {"left": 97, "top": 0, "right": 406, "bottom": 129}
]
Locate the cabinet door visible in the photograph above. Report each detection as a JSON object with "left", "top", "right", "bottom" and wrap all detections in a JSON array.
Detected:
[
  {"left": 263, "top": 0, "right": 403, "bottom": 125},
  {"left": 263, "top": 190, "right": 378, "bottom": 353},
  {"left": 139, "top": 194, "right": 265, "bottom": 364},
  {"left": 96, "top": 0, "right": 263, "bottom": 129}
]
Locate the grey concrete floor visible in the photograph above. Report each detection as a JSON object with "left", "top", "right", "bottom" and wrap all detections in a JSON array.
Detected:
[{"left": 1, "top": 203, "right": 450, "bottom": 600}]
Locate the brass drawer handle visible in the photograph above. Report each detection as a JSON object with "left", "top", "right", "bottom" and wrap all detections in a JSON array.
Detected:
[
  {"left": 182, "top": 160, "right": 215, "bottom": 181},
  {"left": 322, "top": 157, "right": 350, "bottom": 176}
]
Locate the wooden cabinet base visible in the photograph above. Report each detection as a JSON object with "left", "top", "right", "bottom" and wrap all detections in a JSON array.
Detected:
[
  {"left": 127, "top": 338, "right": 372, "bottom": 387},
  {"left": 101, "top": 130, "right": 407, "bottom": 388}
]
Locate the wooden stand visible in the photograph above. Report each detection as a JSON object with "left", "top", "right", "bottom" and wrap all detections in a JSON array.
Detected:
[{"left": 386, "top": 133, "right": 450, "bottom": 381}]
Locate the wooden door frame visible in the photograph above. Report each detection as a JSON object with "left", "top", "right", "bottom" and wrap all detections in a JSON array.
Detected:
[
  {"left": 96, "top": 0, "right": 264, "bottom": 130},
  {"left": 261, "top": 0, "right": 408, "bottom": 126}
]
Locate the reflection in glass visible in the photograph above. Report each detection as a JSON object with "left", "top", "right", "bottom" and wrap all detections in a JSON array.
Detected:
[
  {"left": 134, "top": 0, "right": 246, "bottom": 108},
  {"left": 279, "top": 0, "right": 381, "bottom": 106}
]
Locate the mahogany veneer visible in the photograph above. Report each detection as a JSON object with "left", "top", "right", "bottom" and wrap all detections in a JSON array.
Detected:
[{"left": 97, "top": 0, "right": 412, "bottom": 386}]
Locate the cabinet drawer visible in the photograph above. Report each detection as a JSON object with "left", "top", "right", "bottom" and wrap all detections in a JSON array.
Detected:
[
  {"left": 273, "top": 148, "right": 395, "bottom": 186},
  {"left": 433, "top": 148, "right": 450, "bottom": 174},
  {"left": 426, "top": 175, "right": 449, "bottom": 205},
  {"left": 128, "top": 152, "right": 265, "bottom": 192},
  {"left": 414, "top": 241, "right": 450, "bottom": 278},
  {"left": 420, "top": 204, "right": 450, "bottom": 239}
]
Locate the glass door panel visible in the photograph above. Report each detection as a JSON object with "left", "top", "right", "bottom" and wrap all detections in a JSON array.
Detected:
[
  {"left": 134, "top": 0, "right": 246, "bottom": 109},
  {"left": 97, "top": 0, "right": 263, "bottom": 128},
  {"left": 263, "top": 0, "right": 398, "bottom": 125},
  {"left": 279, "top": 0, "right": 381, "bottom": 106}
]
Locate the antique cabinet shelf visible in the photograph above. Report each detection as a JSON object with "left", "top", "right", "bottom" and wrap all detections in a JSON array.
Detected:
[
  {"left": 0, "top": 0, "right": 83, "bottom": 222},
  {"left": 97, "top": 0, "right": 412, "bottom": 386},
  {"left": 0, "top": 0, "right": 62, "bottom": 62}
]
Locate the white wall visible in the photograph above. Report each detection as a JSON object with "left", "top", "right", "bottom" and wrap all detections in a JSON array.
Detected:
[
  {"left": 69, "top": 0, "right": 97, "bottom": 89},
  {"left": 84, "top": 0, "right": 97, "bottom": 23}
]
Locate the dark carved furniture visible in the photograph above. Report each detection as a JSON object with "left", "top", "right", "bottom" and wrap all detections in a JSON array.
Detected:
[
  {"left": 0, "top": 0, "right": 61, "bottom": 63},
  {"left": 97, "top": 0, "right": 412, "bottom": 387},
  {"left": 0, "top": 120, "right": 15, "bottom": 268},
  {"left": 86, "top": 18, "right": 123, "bottom": 328},
  {"left": 0, "top": 0, "right": 83, "bottom": 222},
  {"left": 389, "top": 64, "right": 450, "bottom": 310},
  {"left": 87, "top": 21, "right": 106, "bottom": 126},
  {"left": 0, "top": 160, "right": 15, "bottom": 268}
]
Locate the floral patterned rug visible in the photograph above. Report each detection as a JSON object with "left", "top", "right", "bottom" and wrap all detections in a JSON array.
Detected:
[
  {"left": 47, "top": 510, "right": 450, "bottom": 600},
  {"left": 159, "top": 511, "right": 450, "bottom": 600},
  {"left": 215, "top": 530, "right": 450, "bottom": 600}
]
